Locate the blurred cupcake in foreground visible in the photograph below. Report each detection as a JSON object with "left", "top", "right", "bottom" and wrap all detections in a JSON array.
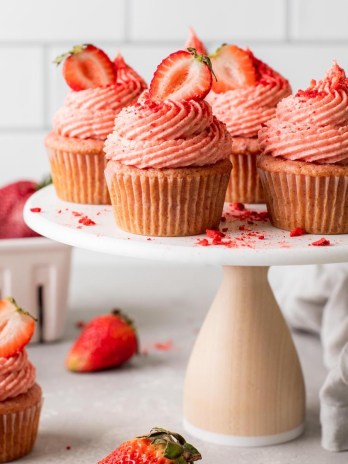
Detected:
[
  {"left": 0, "top": 297, "right": 42, "bottom": 462},
  {"left": 258, "top": 62, "right": 348, "bottom": 234},
  {"left": 207, "top": 45, "right": 291, "bottom": 203},
  {"left": 104, "top": 49, "right": 232, "bottom": 236},
  {"left": 45, "top": 44, "right": 146, "bottom": 204}
]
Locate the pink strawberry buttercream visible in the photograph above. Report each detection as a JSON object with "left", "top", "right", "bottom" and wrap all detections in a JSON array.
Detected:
[
  {"left": 207, "top": 52, "right": 291, "bottom": 138},
  {"left": 104, "top": 91, "right": 232, "bottom": 169},
  {"left": 259, "top": 63, "right": 348, "bottom": 165},
  {"left": 54, "top": 56, "right": 146, "bottom": 140},
  {"left": 0, "top": 350, "right": 35, "bottom": 401}
]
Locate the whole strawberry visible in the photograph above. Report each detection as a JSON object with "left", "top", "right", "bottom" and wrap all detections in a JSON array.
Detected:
[
  {"left": 66, "top": 310, "right": 138, "bottom": 372},
  {"left": 0, "top": 178, "right": 50, "bottom": 239},
  {"left": 98, "top": 428, "right": 202, "bottom": 464}
]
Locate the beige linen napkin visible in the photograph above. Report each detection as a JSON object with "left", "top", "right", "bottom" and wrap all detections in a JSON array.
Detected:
[{"left": 269, "top": 263, "right": 348, "bottom": 452}]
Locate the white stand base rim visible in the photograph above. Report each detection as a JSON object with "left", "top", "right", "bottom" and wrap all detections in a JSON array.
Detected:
[{"left": 183, "top": 419, "right": 305, "bottom": 447}]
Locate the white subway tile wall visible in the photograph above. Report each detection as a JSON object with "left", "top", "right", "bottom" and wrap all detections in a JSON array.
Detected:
[{"left": 0, "top": 0, "right": 347, "bottom": 184}]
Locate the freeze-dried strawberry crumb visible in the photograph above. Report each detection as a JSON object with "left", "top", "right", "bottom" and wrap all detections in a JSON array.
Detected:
[
  {"left": 197, "top": 238, "right": 209, "bottom": 246},
  {"left": 154, "top": 340, "right": 173, "bottom": 351},
  {"left": 30, "top": 207, "right": 41, "bottom": 213},
  {"left": 230, "top": 202, "right": 245, "bottom": 211},
  {"left": 206, "top": 229, "right": 225, "bottom": 240},
  {"left": 220, "top": 216, "right": 226, "bottom": 222},
  {"left": 78, "top": 216, "right": 96, "bottom": 226},
  {"left": 290, "top": 227, "right": 306, "bottom": 237},
  {"left": 239, "top": 225, "right": 245, "bottom": 231},
  {"left": 222, "top": 227, "right": 228, "bottom": 232},
  {"left": 72, "top": 211, "right": 82, "bottom": 217},
  {"left": 310, "top": 238, "right": 330, "bottom": 246},
  {"left": 146, "top": 238, "right": 152, "bottom": 241},
  {"left": 258, "top": 235, "right": 265, "bottom": 240}
]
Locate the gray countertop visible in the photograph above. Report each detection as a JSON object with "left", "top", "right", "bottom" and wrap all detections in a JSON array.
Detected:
[{"left": 23, "top": 251, "right": 346, "bottom": 463}]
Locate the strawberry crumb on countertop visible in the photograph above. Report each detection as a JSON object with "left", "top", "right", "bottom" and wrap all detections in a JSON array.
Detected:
[
  {"left": 310, "top": 238, "right": 331, "bottom": 246},
  {"left": 30, "top": 207, "right": 41, "bottom": 213}
]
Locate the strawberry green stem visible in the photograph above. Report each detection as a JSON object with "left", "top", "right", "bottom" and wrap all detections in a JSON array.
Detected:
[
  {"left": 141, "top": 428, "right": 202, "bottom": 463},
  {"left": 5, "top": 296, "right": 37, "bottom": 321},
  {"left": 187, "top": 47, "right": 217, "bottom": 81},
  {"left": 53, "top": 44, "right": 88, "bottom": 66}
]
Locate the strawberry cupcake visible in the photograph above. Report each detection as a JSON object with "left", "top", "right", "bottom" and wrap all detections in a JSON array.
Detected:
[
  {"left": 0, "top": 297, "right": 42, "bottom": 462},
  {"left": 104, "top": 49, "right": 232, "bottom": 236},
  {"left": 207, "top": 45, "right": 291, "bottom": 203},
  {"left": 258, "top": 63, "right": 348, "bottom": 234},
  {"left": 45, "top": 45, "right": 146, "bottom": 204}
]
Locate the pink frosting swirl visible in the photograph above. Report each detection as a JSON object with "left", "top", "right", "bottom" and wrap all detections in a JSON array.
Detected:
[
  {"left": 104, "top": 91, "right": 232, "bottom": 169},
  {"left": 54, "top": 57, "right": 147, "bottom": 140},
  {"left": 259, "top": 63, "right": 348, "bottom": 165},
  {"left": 0, "top": 350, "right": 35, "bottom": 401},
  {"left": 207, "top": 52, "right": 291, "bottom": 138}
]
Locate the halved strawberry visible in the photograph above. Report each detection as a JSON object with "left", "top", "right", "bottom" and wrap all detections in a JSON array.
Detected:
[
  {"left": 114, "top": 52, "right": 128, "bottom": 71},
  {"left": 98, "top": 428, "right": 202, "bottom": 464},
  {"left": 210, "top": 44, "right": 256, "bottom": 93},
  {"left": 54, "top": 44, "right": 116, "bottom": 91},
  {"left": 184, "top": 27, "right": 208, "bottom": 55},
  {"left": 149, "top": 49, "right": 213, "bottom": 101},
  {"left": 0, "top": 297, "right": 36, "bottom": 357}
]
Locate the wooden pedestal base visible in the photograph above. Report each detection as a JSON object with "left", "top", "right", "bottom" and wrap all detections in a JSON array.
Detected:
[{"left": 184, "top": 266, "right": 305, "bottom": 446}]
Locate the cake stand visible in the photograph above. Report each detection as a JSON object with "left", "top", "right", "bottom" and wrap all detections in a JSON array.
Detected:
[{"left": 24, "top": 185, "right": 348, "bottom": 447}]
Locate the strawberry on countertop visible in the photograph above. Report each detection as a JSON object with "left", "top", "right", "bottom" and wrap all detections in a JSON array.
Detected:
[
  {"left": 54, "top": 44, "right": 116, "bottom": 91},
  {"left": 0, "top": 177, "right": 50, "bottom": 239},
  {"left": 0, "top": 297, "right": 36, "bottom": 358},
  {"left": 66, "top": 309, "right": 138, "bottom": 372},
  {"left": 149, "top": 48, "right": 214, "bottom": 101},
  {"left": 98, "top": 427, "right": 202, "bottom": 464},
  {"left": 210, "top": 44, "right": 256, "bottom": 93},
  {"left": 184, "top": 27, "right": 208, "bottom": 55}
]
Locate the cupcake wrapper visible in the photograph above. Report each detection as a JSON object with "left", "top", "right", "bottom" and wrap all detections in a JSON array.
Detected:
[
  {"left": 258, "top": 158, "right": 348, "bottom": 234},
  {"left": 48, "top": 148, "right": 110, "bottom": 205},
  {"left": 0, "top": 400, "right": 42, "bottom": 462},
  {"left": 226, "top": 153, "right": 265, "bottom": 204},
  {"left": 105, "top": 159, "right": 232, "bottom": 236}
]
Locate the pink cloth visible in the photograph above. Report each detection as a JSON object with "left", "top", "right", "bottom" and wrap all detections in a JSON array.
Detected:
[
  {"left": 104, "top": 91, "right": 232, "bottom": 169},
  {"left": 0, "top": 350, "right": 35, "bottom": 401},
  {"left": 207, "top": 52, "right": 291, "bottom": 138},
  {"left": 259, "top": 63, "right": 348, "bottom": 165}
]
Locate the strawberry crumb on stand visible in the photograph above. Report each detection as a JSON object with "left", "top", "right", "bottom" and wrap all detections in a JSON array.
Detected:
[
  {"left": 0, "top": 297, "right": 42, "bottom": 462},
  {"left": 104, "top": 48, "right": 232, "bottom": 237},
  {"left": 290, "top": 227, "right": 306, "bottom": 237},
  {"left": 97, "top": 427, "right": 202, "bottom": 464},
  {"left": 45, "top": 44, "right": 146, "bottom": 205},
  {"left": 258, "top": 62, "right": 348, "bottom": 235},
  {"left": 66, "top": 309, "right": 138, "bottom": 372},
  {"left": 311, "top": 238, "right": 331, "bottom": 246},
  {"left": 206, "top": 44, "right": 291, "bottom": 204}
]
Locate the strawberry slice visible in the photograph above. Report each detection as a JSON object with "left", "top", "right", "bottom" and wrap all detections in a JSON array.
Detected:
[
  {"left": 184, "top": 27, "right": 208, "bottom": 55},
  {"left": 149, "top": 49, "right": 213, "bottom": 101},
  {"left": 0, "top": 297, "right": 36, "bottom": 357},
  {"left": 210, "top": 44, "right": 256, "bottom": 93},
  {"left": 54, "top": 44, "right": 116, "bottom": 91}
]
